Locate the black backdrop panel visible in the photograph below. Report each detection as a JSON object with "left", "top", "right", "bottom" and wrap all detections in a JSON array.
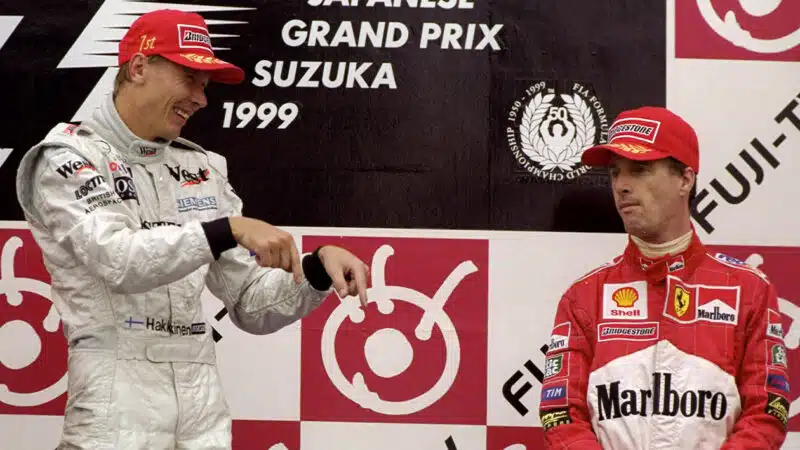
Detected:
[{"left": 0, "top": 0, "right": 664, "bottom": 232}]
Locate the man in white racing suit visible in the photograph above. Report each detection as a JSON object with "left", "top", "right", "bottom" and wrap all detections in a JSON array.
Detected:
[{"left": 14, "top": 9, "right": 370, "bottom": 449}]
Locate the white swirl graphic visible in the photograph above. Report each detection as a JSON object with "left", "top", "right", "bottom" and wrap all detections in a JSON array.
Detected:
[
  {"left": 696, "top": 0, "right": 800, "bottom": 54},
  {"left": 320, "top": 244, "right": 477, "bottom": 416},
  {"left": 0, "top": 237, "right": 67, "bottom": 407}
]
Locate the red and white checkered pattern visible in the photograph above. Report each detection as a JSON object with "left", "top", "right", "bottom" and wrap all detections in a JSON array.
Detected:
[{"left": 1, "top": 223, "right": 799, "bottom": 449}]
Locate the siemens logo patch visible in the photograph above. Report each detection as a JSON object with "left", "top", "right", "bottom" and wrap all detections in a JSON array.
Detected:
[{"left": 177, "top": 196, "right": 218, "bottom": 212}]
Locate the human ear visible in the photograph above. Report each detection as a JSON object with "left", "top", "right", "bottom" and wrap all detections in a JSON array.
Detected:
[
  {"left": 680, "top": 167, "right": 696, "bottom": 197},
  {"left": 127, "top": 53, "right": 148, "bottom": 85}
]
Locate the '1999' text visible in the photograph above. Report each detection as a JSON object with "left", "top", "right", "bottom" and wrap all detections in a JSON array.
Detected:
[{"left": 221, "top": 102, "right": 300, "bottom": 129}]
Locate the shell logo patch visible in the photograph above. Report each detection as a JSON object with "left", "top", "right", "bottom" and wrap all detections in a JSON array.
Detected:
[
  {"left": 612, "top": 287, "right": 639, "bottom": 308},
  {"left": 603, "top": 281, "right": 648, "bottom": 320}
]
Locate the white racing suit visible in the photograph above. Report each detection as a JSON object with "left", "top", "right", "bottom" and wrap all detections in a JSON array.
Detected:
[{"left": 15, "top": 95, "right": 333, "bottom": 449}]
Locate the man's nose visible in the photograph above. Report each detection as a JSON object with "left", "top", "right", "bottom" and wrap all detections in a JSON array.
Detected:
[
  {"left": 613, "top": 174, "right": 632, "bottom": 194},
  {"left": 192, "top": 88, "right": 207, "bottom": 109}
]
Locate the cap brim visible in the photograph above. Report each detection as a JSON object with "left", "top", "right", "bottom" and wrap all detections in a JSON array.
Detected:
[
  {"left": 163, "top": 53, "right": 245, "bottom": 85},
  {"left": 580, "top": 142, "right": 670, "bottom": 167}
]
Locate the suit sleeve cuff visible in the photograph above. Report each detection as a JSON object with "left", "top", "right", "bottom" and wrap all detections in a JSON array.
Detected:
[
  {"left": 201, "top": 217, "right": 237, "bottom": 260},
  {"left": 303, "top": 247, "right": 333, "bottom": 291}
]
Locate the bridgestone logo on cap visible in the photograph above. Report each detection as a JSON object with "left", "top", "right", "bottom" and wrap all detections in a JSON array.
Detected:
[
  {"left": 607, "top": 118, "right": 661, "bottom": 144},
  {"left": 178, "top": 24, "right": 212, "bottom": 50},
  {"left": 183, "top": 30, "right": 211, "bottom": 46}
]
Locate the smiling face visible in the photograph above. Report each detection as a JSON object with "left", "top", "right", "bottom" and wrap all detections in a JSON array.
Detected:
[
  {"left": 608, "top": 155, "right": 695, "bottom": 242},
  {"left": 117, "top": 54, "right": 210, "bottom": 141}
]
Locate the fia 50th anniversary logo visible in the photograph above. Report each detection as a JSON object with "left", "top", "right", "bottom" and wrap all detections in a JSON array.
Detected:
[{"left": 505, "top": 80, "right": 609, "bottom": 183}]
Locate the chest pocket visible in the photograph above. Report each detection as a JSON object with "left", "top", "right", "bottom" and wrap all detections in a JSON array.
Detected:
[
  {"left": 174, "top": 194, "right": 220, "bottom": 220},
  {"left": 163, "top": 163, "right": 221, "bottom": 223}
]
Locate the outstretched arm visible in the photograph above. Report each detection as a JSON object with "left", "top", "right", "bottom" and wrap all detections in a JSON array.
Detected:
[{"left": 203, "top": 159, "right": 369, "bottom": 335}]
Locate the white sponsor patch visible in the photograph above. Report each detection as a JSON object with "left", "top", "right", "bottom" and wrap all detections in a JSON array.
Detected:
[
  {"left": 177, "top": 196, "right": 218, "bottom": 213},
  {"left": 767, "top": 309, "right": 785, "bottom": 340},
  {"left": 597, "top": 322, "right": 659, "bottom": 342},
  {"left": 547, "top": 322, "right": 571, "bottom": 353},
  {"left": 178, "top": 24, "right": 213, "bottom": 50},
  {"left": 667, "top": 256, "right": 685, "bottom": 272},
  {"left": 696, "top": 299, "right": 738, "bottom": 325},
  {"left": 603, "top": 281, "right": 648, "bottom": 320},
  {"left": 607, "top": 117, "right": 661, "bottom": 144}
]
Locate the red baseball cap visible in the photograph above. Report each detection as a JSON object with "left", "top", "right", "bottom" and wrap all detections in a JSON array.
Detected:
[
  {"left": 581, "top": 106, "right": 700, "bottom": 173},
  {"left": 118, "top": 9, "right": 245, "bottom": 84}
]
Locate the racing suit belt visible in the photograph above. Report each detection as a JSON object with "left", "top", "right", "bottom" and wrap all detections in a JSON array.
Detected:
[{"left": 71, "top": 327, "right": 217, "bottom": 364}]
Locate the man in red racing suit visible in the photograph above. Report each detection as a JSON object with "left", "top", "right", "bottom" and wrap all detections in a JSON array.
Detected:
[{"left": 539, "top": 106, "right": 789, "bottom": 449}]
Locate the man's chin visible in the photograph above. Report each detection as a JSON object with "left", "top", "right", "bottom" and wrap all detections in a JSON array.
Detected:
[
  {"left": 159, "top": 127, "right": 182, "bottom": 142},
  {"left": 622, "top": 220, "right": 649, "bottom": 239}
]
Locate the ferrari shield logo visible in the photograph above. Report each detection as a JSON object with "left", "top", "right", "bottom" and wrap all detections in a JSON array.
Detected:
[{"left": 674, "top": 286, "right": 691, "bottom": 318}]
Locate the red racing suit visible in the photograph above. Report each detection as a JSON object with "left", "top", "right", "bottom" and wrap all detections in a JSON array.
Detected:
[{"left": 540, "top": 233, "right": 789, "bottom": 449}]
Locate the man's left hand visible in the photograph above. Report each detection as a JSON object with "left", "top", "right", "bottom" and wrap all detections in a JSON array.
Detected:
[{"left": 318, "top": 246, "right": 370, "bottom": 308}]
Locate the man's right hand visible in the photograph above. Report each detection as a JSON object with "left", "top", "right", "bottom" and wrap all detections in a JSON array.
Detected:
[{"left": 229, "top": 217, "right": 303, "bottom": 284}]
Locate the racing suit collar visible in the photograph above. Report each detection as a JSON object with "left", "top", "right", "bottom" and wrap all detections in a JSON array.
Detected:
[
  {"left": 84, "top": 94, "right": 170, "bottom": 164},
  {"left": 623, "top": 231, "right": 707, "bottom": 284}
]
